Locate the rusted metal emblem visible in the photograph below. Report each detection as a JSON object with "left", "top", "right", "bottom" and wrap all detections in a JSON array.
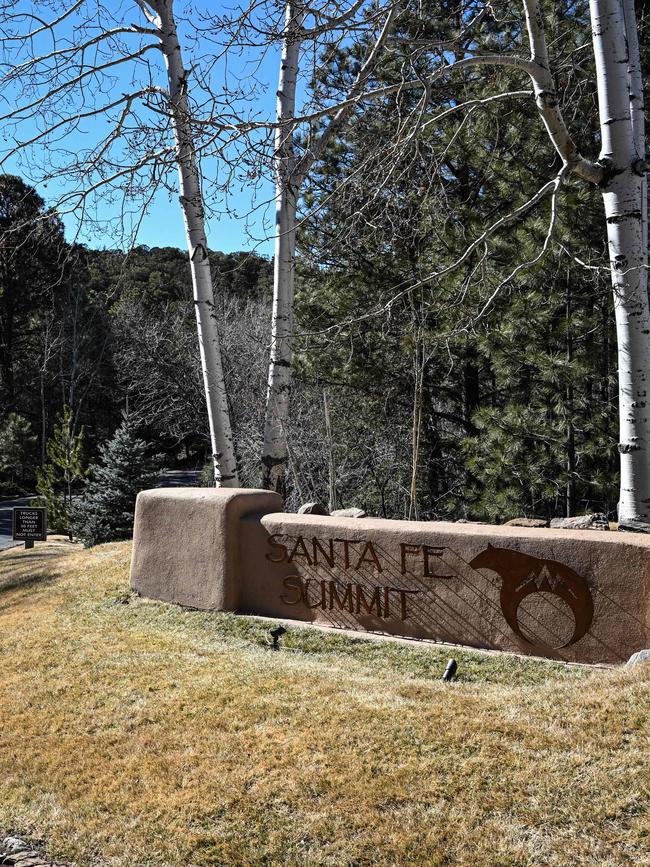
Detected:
[{"left": 470, "top": 544, "right": 594, "bottom": 647}]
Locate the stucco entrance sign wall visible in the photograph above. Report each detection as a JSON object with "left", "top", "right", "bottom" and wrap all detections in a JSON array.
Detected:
[{"left": 130, "top": 489, "right": 650, "bottom": 664}]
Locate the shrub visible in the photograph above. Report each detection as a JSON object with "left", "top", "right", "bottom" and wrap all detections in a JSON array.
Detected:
[
  {"left": 72, "top": 416, "right": 163, "bottom": 547},
  {"left": 35, "top": 406, "right": 85, "bottom": 535}
]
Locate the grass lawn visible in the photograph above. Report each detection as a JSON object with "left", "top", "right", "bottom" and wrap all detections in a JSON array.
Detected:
[{"left": 0, "top": 540, "right": 648, "bottom": 866}]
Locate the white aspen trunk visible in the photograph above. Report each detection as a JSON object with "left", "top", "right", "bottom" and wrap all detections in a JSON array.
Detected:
[
  {"left": 260, "top": 2, "right": 399, "bottom": 494},
  {"left": 590, "top": 0, "right": 650, "bottom": 528},
  {"left": 261, "top": 1, "right": 302, "bottom": 494},
  {"left": 152, "top": 0, "right": 239, "bottom": 486}
]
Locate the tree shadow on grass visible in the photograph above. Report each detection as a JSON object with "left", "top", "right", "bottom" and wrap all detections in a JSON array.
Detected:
[
  {"left": 0, "top": 570, "right": 61, "bottom": 595},
  {"left": 1, "top": 551, "right": 68, "bottom": 564},
  {"left": 0, "top": 550, "right": 66, "bottom": 596}
]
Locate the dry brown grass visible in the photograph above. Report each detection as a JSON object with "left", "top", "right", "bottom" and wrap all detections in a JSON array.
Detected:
[{"left": 0, "top": 541, "right": 648, "bottom": 867}]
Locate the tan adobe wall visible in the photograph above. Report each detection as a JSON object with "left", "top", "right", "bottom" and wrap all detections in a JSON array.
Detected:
[{"left": 131, "top": 489, "right": 650, "bottom": 664}]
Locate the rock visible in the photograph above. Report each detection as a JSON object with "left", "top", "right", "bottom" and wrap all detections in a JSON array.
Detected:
[
  {"left": 504, "top": 518, "right": 549, "bottom": 528},
  {"left": 549, "top": 513, "right": 609, "bottom": 531},
  {"left": 626, "top": 648, "right": 650, "bottom": 667},
  {"left": 1, "top": 854, "right": 40, "bottom": 865},
  {"left": 297, "top": 502, "right": 329, "bottom": 515},
  {"left": 330, "top": 507, "right": 366, "bottom": 518},
  {"left": 0, "top": 837, "right": 69, "bottom": 867},
  {"left": 0, "top": 839, "right": 29, "bottom": 854},
  {"left": 617, "top": 520, "right": 650, "bottom": 533},
  {"left": 6, "top": 855, "right": 50, "bottom": 866}
]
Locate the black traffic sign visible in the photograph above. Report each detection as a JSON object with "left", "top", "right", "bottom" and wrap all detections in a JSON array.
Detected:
[{"left": 12, "top": 507, "right": 47, "bottom": 542}]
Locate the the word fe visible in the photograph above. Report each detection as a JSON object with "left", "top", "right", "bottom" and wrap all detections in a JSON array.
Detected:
[{"left": 265, "top": 534, "right": 453, "bottom": 577}]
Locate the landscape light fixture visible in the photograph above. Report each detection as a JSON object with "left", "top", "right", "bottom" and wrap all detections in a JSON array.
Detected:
[
  {"left": 442, "top": 659, "right": 458, "bottom": 681},
  {"left": 269, "top": 625, "right": 286, "bottom": 650}
]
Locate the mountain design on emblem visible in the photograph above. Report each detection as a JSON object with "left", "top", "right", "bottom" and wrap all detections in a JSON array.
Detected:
[{"left": 519, "top": 564, "right": 574, "bottom": 595}]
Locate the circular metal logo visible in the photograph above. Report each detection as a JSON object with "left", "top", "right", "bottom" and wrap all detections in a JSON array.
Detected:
[{"left": 470, "top": 544, "right": 594, "bottom": 647}]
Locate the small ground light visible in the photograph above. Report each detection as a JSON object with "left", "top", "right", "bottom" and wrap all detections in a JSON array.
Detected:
[
  {"left": 269, "top": 625, "right": 286, "bottom": 650},
  {"left": 442, "top": 658, "right": 458, "bottom": 681}
]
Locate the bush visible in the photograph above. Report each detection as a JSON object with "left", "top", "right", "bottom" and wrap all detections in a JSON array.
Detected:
[
  {"left": 35, "top": 406, "right": 86, "bottom": 536},
  {"left": 199, "top": 459, "right": 216, "bottom": 487},
  {"left": 72, "top": 416, "right": 163, "bottom": 547}
]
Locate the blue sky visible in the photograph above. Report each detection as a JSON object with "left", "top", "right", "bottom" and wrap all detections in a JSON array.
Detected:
[
  {"left": 5, "top": 115, "right": 277, "bottom": 256},
  {"left": 52, "top": 171, "right": 278, "bottom": 256},
  {"left": 1, "top": 1, "right": 283, "bottom": 257},
  {"left": 81, "top": 178, "right": 277, "bottom": 255}
]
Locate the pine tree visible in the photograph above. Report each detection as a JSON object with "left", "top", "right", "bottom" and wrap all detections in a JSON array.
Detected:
[
  {"left": 296, "top": 0, "right": 619, "bottom": 521},
  {"left": 0, "top": 413, "right": 37, "bottom": 493},
  {"left": 35, "top": 406, "right": 85, "bottom": 536},
  {"left": 72, "top": 415, "right": 163, "bottom": 547}
]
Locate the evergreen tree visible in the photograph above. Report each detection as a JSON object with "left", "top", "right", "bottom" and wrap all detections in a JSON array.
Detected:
[
  {"left": 295, "top": 0, "right": 618, "bottom": 521},
  {"left": 0, "top": 175, "right": 66, "bottom": 414},
  {"left": 35, "top": 406, "right": 85, "bottom": 536},
  {"left": 72, "top": 416, "right": 163, "bottom": 547},
  {"left": 0, "top": 412, "right": 37, "bottom": 493}
]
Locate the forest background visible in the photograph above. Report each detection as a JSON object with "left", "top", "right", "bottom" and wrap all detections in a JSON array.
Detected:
[{"left": 1, "top": 0, "right": 647, "bottom": 524}]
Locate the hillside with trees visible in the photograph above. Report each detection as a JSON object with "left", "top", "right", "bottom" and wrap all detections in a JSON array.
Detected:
[
  {"left": 0, "top": 174, "right": 273, "bottom": 496},
  {"left": 0, "top": 0, "right": 648, "bottom": 527},
  {"left": 0, "top": 164, "right": 620, "bottom": 523}
]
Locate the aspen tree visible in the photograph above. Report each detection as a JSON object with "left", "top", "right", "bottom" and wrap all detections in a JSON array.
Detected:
[
  {"left": 590, "top": 0, "right": 650, "bottom": 528},
  {"left": 261, "top": 0, "right": 401, "bottom": 494},
  {"left": 136, "top": 0, "right": 239, "bottom": 486},
  {"left": 261, "top": 1, "right": 303, "bottom": 494},
  {"left": 1, "top": 0, "right": 240, "bottom": 486}
]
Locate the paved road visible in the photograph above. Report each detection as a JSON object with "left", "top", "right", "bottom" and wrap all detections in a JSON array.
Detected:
[
  {"left": 0, "top": 495, "right": 36, "bottom": 550},
  {"left": 156, "top": 469, "right": 201, "bottom": 487},
  {"left": 0, "top": 471, "right": 199, "bottom": 551}
]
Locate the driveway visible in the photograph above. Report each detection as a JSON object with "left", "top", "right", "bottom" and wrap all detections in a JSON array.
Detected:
[
  {"left": 156, "top": 469, "right": 201, "bottom": 488},
  {"left": 0, "top": 495, "right": 36, "bottom": 550},
  {"left": 0, "top": 471, "right": 200, "bottom": 551}
]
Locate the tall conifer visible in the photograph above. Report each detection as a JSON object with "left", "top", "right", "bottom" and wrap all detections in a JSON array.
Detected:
[{"left": 72, "top": 415, "right": 163, "bottom": 547}]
